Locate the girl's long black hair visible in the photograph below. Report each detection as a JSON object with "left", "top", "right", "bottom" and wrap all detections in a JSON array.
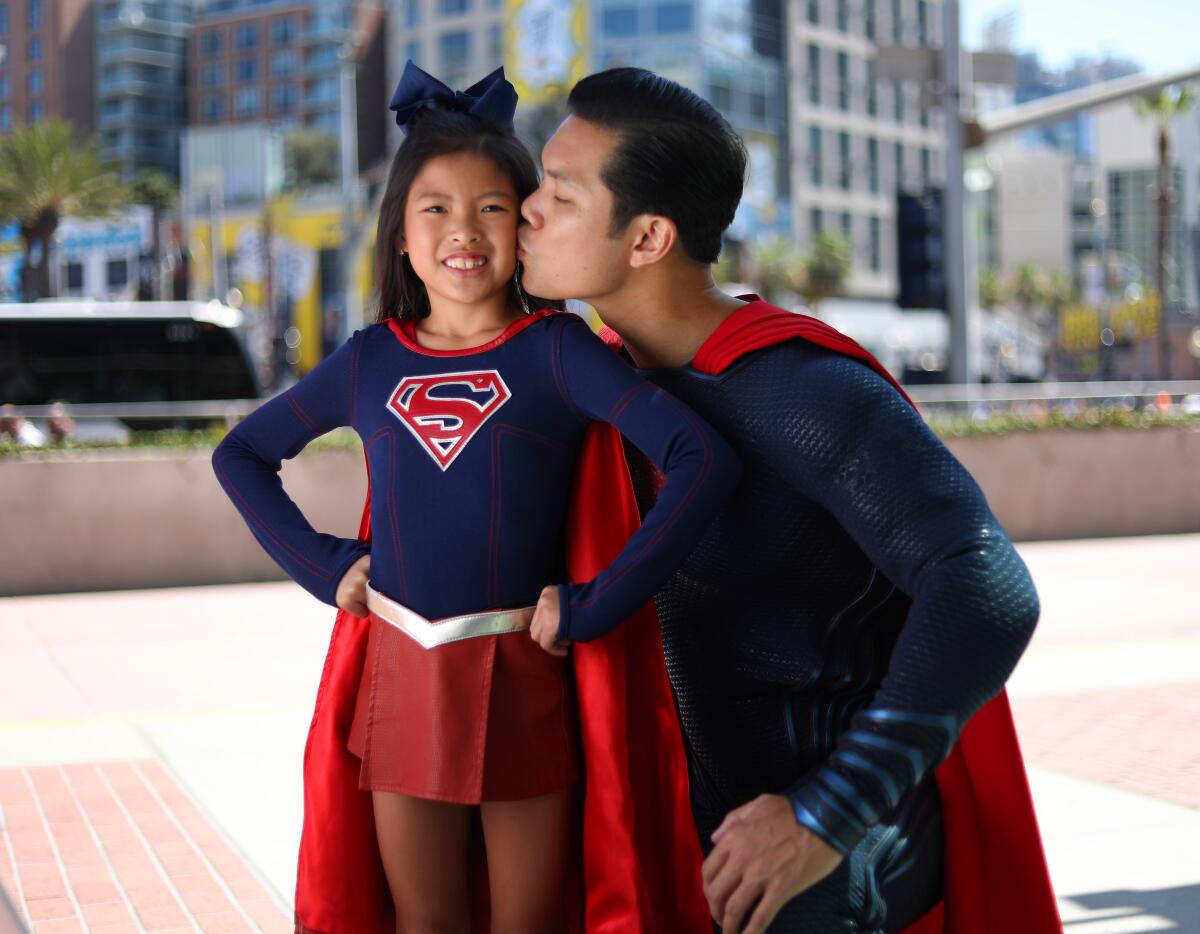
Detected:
[{"left": 374, "top": 107, "right": 563, "bottom": 323}]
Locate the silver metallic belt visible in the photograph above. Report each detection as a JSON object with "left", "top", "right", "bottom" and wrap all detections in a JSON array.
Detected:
[{"left": 365, "top": 584, "right": 535, "bottom": 650}]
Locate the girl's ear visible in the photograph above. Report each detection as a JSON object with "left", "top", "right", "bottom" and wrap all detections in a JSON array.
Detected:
[{"left": 396, "top": 234, "right": 406, "bottom": 256}]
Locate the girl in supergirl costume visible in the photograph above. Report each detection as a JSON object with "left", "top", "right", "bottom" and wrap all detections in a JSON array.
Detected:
[{"left": 212, "top": 63, "right": 739, "bottom": 933}]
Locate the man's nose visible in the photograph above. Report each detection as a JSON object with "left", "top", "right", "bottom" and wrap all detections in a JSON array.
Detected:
[{"left": 520, "top": 191, "right": 543, "bottom": 228}]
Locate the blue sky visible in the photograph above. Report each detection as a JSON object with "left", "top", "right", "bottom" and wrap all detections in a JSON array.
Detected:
[{"left": 963, "top": 0, "right": 1200, "bottom": 74}]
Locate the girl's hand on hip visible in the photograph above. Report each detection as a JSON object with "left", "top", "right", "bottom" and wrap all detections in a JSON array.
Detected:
[
  {"left": 335, "top": 554, "right": 371, "bottom": 618},
  {"left": 530, "top": 585, "right": 570, "bottom": 656}
]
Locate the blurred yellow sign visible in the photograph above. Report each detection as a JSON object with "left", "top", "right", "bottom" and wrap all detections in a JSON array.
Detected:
[
  {"left": 504, "top": 0, "right": 587, "bottom": 104},
  {"left": 1059, "top": 292, "right": 1160, "bottom": 352}
]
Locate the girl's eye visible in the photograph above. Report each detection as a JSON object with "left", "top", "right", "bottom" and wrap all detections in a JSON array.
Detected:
[
  {"left": 482, "top": 204, "right": 507, "bottom": 213},
  {"left": 423, "top": 205, "right": 446, "bottom": 213}
]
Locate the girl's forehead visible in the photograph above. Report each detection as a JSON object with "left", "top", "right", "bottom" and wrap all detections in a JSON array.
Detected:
[{"left": 411, "top": 151, "right": 516, "bottom": 192}]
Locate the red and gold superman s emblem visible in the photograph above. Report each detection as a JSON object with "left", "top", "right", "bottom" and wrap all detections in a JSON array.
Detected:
[{"left": 386, "top": 370, "right": 511, "bottom": 470}]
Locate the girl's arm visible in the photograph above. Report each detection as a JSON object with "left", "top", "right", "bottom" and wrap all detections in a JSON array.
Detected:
[
  {"left": 212, "top": 332, "right": 370, "bottom": 607},
  {"left": 549, "top": 316, "right": 742, "bottom": 642}
]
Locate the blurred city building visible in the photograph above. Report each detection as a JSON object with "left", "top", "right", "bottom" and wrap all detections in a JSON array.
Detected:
[
  {"left": 96, "top": 0, "right": 191, "bottom": 179},
  {"left": 788, "top": 0, "right": 947, "bottom": 301},
  {"left": 189, "top": 0, "right": 387, "bottom": 171},
  {"left": 54, "top": 208, "right": 155, "bottom": 301},
  {"left": 0, "top": 0, "right": 96, "bottom": 136}
]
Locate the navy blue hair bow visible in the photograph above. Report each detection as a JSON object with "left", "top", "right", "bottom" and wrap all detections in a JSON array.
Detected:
[{"left": 389, "top": 60, "right": 518, "bottom": 135}]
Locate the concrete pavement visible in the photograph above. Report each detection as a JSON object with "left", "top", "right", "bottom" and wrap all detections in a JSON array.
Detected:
[{"left": 1, "top": 533, "right": 1198, "bottom": 932}]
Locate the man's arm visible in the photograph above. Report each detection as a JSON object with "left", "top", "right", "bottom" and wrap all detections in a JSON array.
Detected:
[
  {"left": 703, "top": 342, "right": 1038, "bottom": 932},
  {"left": 756, "top": 344, "right": 1039, "bottom": 853}
]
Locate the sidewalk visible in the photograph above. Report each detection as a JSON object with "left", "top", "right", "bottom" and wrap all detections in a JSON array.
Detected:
[{"left": 1, "top": 533, "right": 1198, "bottom": 932}]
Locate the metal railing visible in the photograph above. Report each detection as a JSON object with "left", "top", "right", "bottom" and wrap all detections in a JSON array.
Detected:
[
  {"left": 11, "top": 381, "right": 1200, "bottom": 428},
  {"left": 907, "top": 380, "right": 1200, "bottom": 407},
  {"left": 14, "top": 399, "right": 262, "bottom": 426}
]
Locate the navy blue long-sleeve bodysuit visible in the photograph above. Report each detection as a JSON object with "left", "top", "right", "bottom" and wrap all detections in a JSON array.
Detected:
[
  {"left": 629, "top": 337, "right": 1040, "bottom": 933},
  {"left": 214, "top": 311, "right": 739, "bottom": 641}
]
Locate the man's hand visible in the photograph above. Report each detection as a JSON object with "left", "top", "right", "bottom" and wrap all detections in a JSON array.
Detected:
[
  {"left": 529, "top": 585, "right": 570, "bottom": 656},
  {"left": 702, "top": 794, "right": 844, "bottom": 934},
  {"left": 335, "top": 554, "right": 371, "bottom": 618}
]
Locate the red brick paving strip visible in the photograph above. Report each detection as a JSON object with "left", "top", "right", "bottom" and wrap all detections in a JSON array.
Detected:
[
  {"left": 1012, "top": 682, "right": 1200, "bottom": 809},
  {"left": 0, "top": 760, "right": 291, "bottom": 933}
]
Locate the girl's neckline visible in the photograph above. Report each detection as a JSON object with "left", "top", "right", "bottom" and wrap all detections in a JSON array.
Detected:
[{"left": 385, "top": 309, "right": 557, "bottom": 357}]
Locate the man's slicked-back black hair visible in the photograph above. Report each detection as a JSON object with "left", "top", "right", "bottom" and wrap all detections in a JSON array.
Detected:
[{"left": 566, "top": 67, "right": 748, "bottom": 264}]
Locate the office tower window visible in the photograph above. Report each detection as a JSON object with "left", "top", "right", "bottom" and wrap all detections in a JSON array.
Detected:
[
  {"left": 836, "top": 52, "right": 849, "bottom": 111},
  {"left": 439, "top": 30, "right": 469, "bottom": 85},
  {"left": 202, "top": 95, "right": 224, "bottom": 121},
  {"left": 603, "top": 6, "right": 638, "bottom": 37},
  {"left": 809, "top": 125, "right": 822, "bottom": 186},
  {"left": 235, "top": 23, "right": 259, "bottom": 50},
  {"left": 235, "top": 87, "right": 261, "bottom": 117},
  {"left": 107, "top": 258, "right": 128, "bottom": 288},
  {"left": 838, "top": 131, "right": 851, "bottom": 189},
  {"left": 869, "top": 215, "right": 881, "bottom": 270},
  {"left": 200, "top": 29, "right": 222, "bottom": 56},
  {"left": 655, "top": 2, "right": 692, "bottom": 32},
  {"left": 867, "top": 137, "right": 879, "bottom": 193},
  {"left": 807, "top": 44, "right": 820, "bottom": 105},
  {"left": 235, "top": 57, "right": 258, "bottom": 82},
  {"left": 272, "top": 49, "right": 297, "bottom": 76},
  {"left": 271, "top": 15, "right": 299, "bottom": 44}
]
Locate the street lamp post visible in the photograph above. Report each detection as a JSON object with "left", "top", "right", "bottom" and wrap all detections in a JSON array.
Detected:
[
  {"left": 339, "top": 38, "right": 363, "bottom": 346},
  {"left": 941, "top": 0, "right": 975, "bottom": 384}
]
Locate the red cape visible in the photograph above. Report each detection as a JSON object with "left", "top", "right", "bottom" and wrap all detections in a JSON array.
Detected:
[
  {"left": 686, "top": 297, "right": 1061, "bottom": 934},
  {"left": 292, "top": 321, "right": 711, "bottom": 932}
]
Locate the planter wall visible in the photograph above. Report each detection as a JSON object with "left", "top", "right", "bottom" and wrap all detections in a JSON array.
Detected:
[{"left": 3, "top": 426, "right": 1197, "bottom": 596}]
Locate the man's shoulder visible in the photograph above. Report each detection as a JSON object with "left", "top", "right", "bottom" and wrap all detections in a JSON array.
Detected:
[{"left": 712, "top": 337, "right": 910, "bottom": 419}]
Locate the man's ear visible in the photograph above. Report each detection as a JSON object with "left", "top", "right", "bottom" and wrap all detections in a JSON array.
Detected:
[{"left": 628, "top": 215, "right": 678, "bottom": 268}]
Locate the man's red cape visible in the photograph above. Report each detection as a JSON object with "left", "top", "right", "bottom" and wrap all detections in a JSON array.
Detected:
[
  {"left": 292, "top": 319, "right": 711, "bottom": 932},
  {"left": 684, "top": 297, "right": 1062, "bottom": 934}
]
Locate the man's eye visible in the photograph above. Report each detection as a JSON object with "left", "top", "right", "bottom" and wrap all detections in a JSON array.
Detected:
[
  {"left": 553, "top": 196, "right": 570, "bottom": 205},
  {"left": 482, "top": 204, "right": 507, "bottom": 213}
]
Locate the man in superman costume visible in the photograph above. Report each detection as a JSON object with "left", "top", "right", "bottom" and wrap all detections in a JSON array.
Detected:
[{"left": 518, "top": 68, "right": 1062, "bottom": 933}]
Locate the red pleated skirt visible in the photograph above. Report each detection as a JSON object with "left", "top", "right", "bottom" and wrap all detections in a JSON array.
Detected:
[{"left": 347, "top": 612, "right": 580, "bottom": 803}]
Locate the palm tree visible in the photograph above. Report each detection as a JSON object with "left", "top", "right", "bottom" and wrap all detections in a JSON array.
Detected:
[
  {"left": 130, "top": 168, "right": 179, "bottom": 300},
  {"left": 978, "top": 267, "right": 1004, "bottom": 309},
  {"left": 1135, "top": 84, "right": 1198, "bottom": 379},
  {"left": 283, "top": 130, "right": 340, "bottom": 191},
  {"left": 0, "top": 120, "right": 127, "bottom": 301},
  {"left": 799, "top": 233, "right": 851, "bottom": 311},
  {"left": 1011, "top": 263, "right": 1048, "bottom": 319},
  {"left": 749, "top": 237, "right": 805, "bottom": 305}
]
